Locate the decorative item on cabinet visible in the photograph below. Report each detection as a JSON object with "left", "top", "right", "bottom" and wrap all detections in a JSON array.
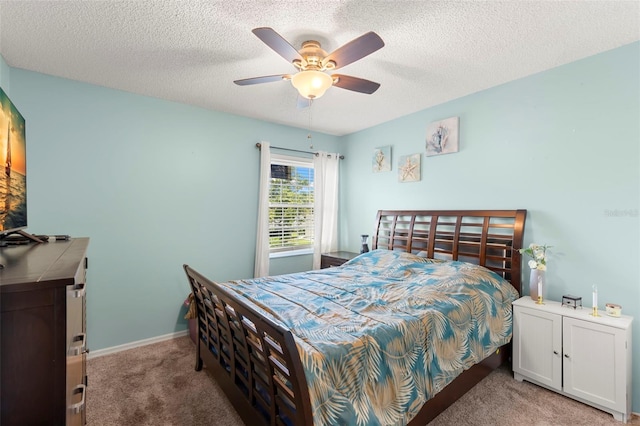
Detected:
[
  {"left": 518, "top": 243, "right": 551, "bottom": 301},
  {"left": 591, "top": 285, "right": 600, "bottom": 317},
  {"left": 606, "top": 303, "right": 622, "bottom": 317},
  {"left": 529, "top": 268, "right": 546, "bottom": 301},
  {"left": 562, "top": 294, "right": 582, "bottom": 309}
]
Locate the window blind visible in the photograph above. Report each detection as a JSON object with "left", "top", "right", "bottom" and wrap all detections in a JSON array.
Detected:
[{"left": 269, "top": 155, "right": 314, "bottom": 253}]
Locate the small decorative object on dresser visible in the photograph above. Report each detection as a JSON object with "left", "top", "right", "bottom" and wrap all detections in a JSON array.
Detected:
[{"left": 513, "top": 296, "right": 633, "bottom": 423}]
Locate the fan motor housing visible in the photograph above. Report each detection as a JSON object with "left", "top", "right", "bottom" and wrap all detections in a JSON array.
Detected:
[{"left": 296, "top": 40, "right": 334, "bottom": 71}]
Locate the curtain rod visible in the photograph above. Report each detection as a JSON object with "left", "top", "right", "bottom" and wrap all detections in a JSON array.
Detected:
[{"left": 255, "top": 143, "right": 344, "bottom": 160}]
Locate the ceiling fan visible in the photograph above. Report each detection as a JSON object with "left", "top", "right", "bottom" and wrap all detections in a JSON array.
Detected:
[{"left": 234, "top": 27, "right": 384, "bottom": 100}]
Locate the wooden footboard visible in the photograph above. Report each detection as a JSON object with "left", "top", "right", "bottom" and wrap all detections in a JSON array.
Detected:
[{"left": 183, "top": 265, "right": 313, "bottom": 426}]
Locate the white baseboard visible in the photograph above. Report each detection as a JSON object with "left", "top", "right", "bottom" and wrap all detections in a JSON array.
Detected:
[{"left": 87, "top": 330, "right": 188, "bottom": 360}]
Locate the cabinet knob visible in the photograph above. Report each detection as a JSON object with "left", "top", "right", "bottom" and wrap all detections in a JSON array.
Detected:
[
  {"left": 553, "top": 351, "right": 559, "bottom": 355},
  {"left": 564, "top": 354, "right": 570, "bottom": 358}
]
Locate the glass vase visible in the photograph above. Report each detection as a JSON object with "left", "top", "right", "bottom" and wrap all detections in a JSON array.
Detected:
[{"left": 529, "top": 268, "right": 545, "bottom": 301}]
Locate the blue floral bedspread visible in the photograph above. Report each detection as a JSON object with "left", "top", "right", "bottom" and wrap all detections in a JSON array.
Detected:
[{"left": 218, "top": 249, "right": 519, "bottom": 426}]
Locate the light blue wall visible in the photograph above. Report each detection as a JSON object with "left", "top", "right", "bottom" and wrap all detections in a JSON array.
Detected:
[
  {"left": 7, "top": 69, "right": 341, "bottom": 350},
  {"left": 339, "top": 42, "right": 640, "bottom": 412}
]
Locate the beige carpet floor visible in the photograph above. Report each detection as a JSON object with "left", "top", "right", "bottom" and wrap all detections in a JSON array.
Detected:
[{"left": 87, "top": 336, "right": 638, "bottom": 425}]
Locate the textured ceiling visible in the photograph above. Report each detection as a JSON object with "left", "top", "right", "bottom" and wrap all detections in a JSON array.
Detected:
[{"left": 0, "top": 1, "right": 638, "bottom": 136}]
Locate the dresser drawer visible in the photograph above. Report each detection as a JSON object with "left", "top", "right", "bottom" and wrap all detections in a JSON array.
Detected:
[{"left": 66, "top": 354, "right": 86, "bottom": 426}]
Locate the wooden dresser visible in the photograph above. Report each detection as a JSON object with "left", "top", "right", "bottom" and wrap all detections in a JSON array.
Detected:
[{"left": 1, "top": 238, "right": 90, "bottom": 426}]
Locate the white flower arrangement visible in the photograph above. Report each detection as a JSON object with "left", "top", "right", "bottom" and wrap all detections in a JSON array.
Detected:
[{"left": 519, "top": 243, "right": 551, "bottom": 270}]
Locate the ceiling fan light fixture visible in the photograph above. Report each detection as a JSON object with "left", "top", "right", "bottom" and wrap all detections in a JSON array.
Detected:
[{"left": 291, "top": 70, "right": 333, "bottom": 99}]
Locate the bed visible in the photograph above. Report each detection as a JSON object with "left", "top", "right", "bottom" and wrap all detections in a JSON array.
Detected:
[{"left": 184, "top": 209, "right": 526, "bottom": 425}]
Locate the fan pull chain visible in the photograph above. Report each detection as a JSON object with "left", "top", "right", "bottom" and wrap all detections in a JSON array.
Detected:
[{"left": 307, "top": 98, "right": 313, "bottom": 149}]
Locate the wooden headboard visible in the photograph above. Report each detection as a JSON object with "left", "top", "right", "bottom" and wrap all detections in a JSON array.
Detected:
[{"left": 372, "top": 209, "right": 527, "bottom": 293}]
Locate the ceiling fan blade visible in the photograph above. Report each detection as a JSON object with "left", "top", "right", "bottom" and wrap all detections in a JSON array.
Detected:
[
  {"left": 332, "top": 74, "right": 380, "bottom": 94},
  {"left": 234, "top": 75, "right": 290, "bottom": 86},
  {"left": 252, "top": 27, "right": 303, "bottom": 64},
  {"left": 322, "top": 32, "right": 384, "bottom": 70}
]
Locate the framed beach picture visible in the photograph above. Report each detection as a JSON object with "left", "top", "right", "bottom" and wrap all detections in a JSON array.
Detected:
[
  {"left": 398, "top": 153, "right": 421, "bottom": 182},
  {"left": 0, "top": 86, "right": 27, "bottom": 233},
  {"left": 426, "top": 116, "right": 459, "bottom": 156},
  {"left": 372, "top": 145, "right": 391, "bottom": 172}
]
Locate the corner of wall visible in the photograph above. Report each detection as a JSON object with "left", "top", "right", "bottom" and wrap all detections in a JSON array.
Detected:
[{"left": 0, "top": 53, "right": 11, "bottom": 91}]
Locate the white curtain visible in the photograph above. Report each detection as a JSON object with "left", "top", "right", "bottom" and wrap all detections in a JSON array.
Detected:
[
  {"left": 313, "top": 152, "right": 340, "bottom": 269},
  {"left": 254, "top": 142, "right": 271, "bottom": 277}
]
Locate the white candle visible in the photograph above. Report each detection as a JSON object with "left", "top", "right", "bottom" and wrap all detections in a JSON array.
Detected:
[
  {"left": 537, "top": 277, "right": 542, "bottom": 299},
  {"left": 592, "top": 285, "right": 598, "bottom": 308}
]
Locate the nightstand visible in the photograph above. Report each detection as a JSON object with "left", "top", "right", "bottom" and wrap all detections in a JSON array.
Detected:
[{"left": 320, "top": 251, "right": 360, "bottom": 269}]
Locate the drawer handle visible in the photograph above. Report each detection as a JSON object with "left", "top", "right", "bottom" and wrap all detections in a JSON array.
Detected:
[
  {"left": 69, "top": 333, "right": 87, "bottom": 356},
  {"left": 69, "top": 384, "right": 86, "bottom": 414},
  {"left": 71, "top": 283, "right": 86, "bottom": 298}
]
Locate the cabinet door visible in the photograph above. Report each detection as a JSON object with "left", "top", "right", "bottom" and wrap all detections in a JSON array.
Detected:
[
  {"left": 563, "top": 317, "right": 627, "bottom": 413},
  {"left": 513, "top": 306, "right": 562, "bottom": 391}
]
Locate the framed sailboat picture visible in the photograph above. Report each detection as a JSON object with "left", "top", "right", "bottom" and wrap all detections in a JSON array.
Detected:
[{"left": 0, "top": 86, "right": 28, "bottom": 234}]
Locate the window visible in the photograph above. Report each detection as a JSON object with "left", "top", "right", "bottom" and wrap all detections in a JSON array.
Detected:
[{"left": 269, "top": 155, "right": 314, "bottom": 255}]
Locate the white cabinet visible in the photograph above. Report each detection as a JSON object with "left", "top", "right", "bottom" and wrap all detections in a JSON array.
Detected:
[{"left": 513, "top": 297, "right": 632, "bottom": 423}]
